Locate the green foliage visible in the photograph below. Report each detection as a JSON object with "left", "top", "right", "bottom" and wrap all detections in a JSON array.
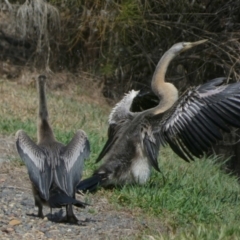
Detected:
[
  {"left": 116, "top": 0, "right": 142, "bottom": 25},
  {"left": 44, "top": 0, "right": 240, "bottom": 100},
  {"left": 6, "top": 0, "right": 240, "bottom": 98}
]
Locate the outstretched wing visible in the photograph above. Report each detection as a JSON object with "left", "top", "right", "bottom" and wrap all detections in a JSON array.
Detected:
[
  {"left": 96, "top": 90, "right": 140, "bottom": 163},
  {"left": 56, "top": 130, "right": 90, "bottom": 197},
  {"left": 153, "top": 77, "right": 240, "bottom": 161},
  {"left": 108, "top": 90, "right": 140, "bottom": 124},
  {"left": 15, "top": 130, "right": 52, "bottom": 200}
]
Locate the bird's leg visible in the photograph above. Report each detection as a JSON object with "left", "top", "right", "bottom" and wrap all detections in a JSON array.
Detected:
[
  {"left": 27, "top": 197, "right": 44, "bottom": 218},
  {"left": 37, "top": 207, "right": 44, "bottom": 218},
  {"left": 50, "top": 207, "right": 53, "bottom": 220},
  {"left": 32, "top": 190, "right": 45, "bottom": 218},
  {"left": 35, "top": 198, "right": 44, "bottom": 218},
  {"left": 66, "top": 204, "right": 79, "bottom": 223},
  {"left": 59, "top": 204, "right": 78, "bottom": 223},
  {"left": 28, "top": 186, "right": 44, "bottom": 218}
]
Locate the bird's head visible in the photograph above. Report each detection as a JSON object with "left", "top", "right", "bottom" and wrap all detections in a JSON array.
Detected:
[
  {"left": 37, "top": 75, "right": 47, "bottom": 87},
  {"left": 171, "top": 39, "right": 208, "bottom": 55}
]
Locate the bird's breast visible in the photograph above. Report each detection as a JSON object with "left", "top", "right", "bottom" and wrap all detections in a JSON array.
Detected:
[{"left": 131, "top": 144, "right": 151, "bottom": 184}]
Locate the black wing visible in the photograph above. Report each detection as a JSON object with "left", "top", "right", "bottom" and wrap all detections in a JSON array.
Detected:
[
  {"left": 95, "top": 119, "right": 132, "bottom": 163},
  {"left": 96, "top": 90, "right": 140, "bottom": 163},
  {"left": 55, "top": 130, "right": 90, "bottom": 197},
  {"left": 142, "top": 129, "right": 162, "bottom": 172},
  {"left": 136, "top": 116, "right": 162, "bottom": 172},
  {"left": 154, "top": 77, "right": 240, "bottom": 161},
  {"left": 15, "top": 130, "right": 52, "bottom": 200}
]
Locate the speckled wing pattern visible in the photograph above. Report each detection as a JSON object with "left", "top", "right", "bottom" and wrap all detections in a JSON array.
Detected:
[
  {"left": 55, "top": 130, "right": 90, "bottom": 196},
  {"left": 15, "top": 130, "right": 52, "bottom": 200},
  {"left": 141, "top": 117, "right": 162, "bottom": 172},
  {"left": 153, "top": 77, "right": 240, "bottom": 161}
]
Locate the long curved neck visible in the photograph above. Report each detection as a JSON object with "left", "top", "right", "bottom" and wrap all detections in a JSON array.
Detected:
[
  {"left": 151, "top": 50, "right": 178, "bottom": 114},
  {"left": 37, "top": 80, "right": 55, "bottom": 143},
  {"left": 38, "top": 81, "right": 49, "bottom": 121}
]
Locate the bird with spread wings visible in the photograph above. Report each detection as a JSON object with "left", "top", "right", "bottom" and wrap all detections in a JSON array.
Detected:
[
  {"left": 16, "top": 75, "right": 90, "bottom": 223},
  {"left": 77, "top": 40, "right": 240, "bottom": 192}
]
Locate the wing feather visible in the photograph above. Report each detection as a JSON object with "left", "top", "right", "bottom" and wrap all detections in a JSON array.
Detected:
[
  {"left": 96, "top": 117, "right": 133, "bottom": 163},
  {"left": 176, "top": 126, "right": 202, "bottom": 156},
  {"left": 56, "top": 130, "right": 90, "bottom": 196},
  {"left": 15, "top": 130, "right": 52, "bottom": 200},
  {"left": 142, "top": 124, "right": 161, "bottom": 172},
  {"left": 95, "top": 123, "right": 118, "bottom": 163},
  {"left": 109, "top": 90, "right": 139, "bottom": 124},
  {"left": 96, "top": 90, "right": 140, "bottom": 163},
  {"left": 155, "top": 77, "right": 240, "bottom": 161}
]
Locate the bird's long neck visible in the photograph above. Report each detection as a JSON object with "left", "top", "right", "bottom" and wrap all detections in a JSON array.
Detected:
[
  {"left": 151, "top": 51, "right": 178, "bottom": 114},
  {"left": 37, "top": 80, "right": 55, "bottom": 144}
]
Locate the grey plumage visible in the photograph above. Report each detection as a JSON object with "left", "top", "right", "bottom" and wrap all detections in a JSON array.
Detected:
[
  {"left": 15, "top": 75, "right": 90, "bottom": 223},
  {"left": 77, "top": 40, "right": 240, "bottom": 192}
]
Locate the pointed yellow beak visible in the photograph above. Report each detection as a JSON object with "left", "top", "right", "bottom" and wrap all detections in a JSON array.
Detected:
[{"left": 182, "top": 39, "right": 208, "bottom": 51}]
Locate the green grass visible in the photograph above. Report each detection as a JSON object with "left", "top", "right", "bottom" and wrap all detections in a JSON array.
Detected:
[
  {"left": 110, "top": 154, "right": 240, "bottom": 239},
  {"left": 1, "top": 80, "right": 240, "bottom": 239}
]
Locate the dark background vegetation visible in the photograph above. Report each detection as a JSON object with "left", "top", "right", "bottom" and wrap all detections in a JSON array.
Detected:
[{"left": 0, "top": 0, "right": 240, "bottom": 173}]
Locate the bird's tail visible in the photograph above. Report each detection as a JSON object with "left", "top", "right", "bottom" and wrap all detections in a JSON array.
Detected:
[
  {"left": 48, "top": 191, "right": 88, "bottom": 208},
  {"left": 76, "top": 174, "right": 105, "bottom": 193}
]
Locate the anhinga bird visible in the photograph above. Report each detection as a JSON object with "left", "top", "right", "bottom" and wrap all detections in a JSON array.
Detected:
[
  {"left": 77, "top": 39, "right": 240, "bottom": 192},
  {"left": 15, "top": 75, "right": 90, "bottom": 223}
]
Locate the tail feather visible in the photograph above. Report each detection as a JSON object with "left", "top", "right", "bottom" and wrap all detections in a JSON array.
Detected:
[
  {"left": 48, "top": 192, "right": 88, "bottom": 208},
  {"left": 77, "top": 175, "right": 104, "bottom": 193}
]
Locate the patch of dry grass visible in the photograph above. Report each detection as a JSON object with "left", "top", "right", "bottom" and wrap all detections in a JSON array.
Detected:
[{"left": 0, "top": 71, "right": 110, "bottom": 135}]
